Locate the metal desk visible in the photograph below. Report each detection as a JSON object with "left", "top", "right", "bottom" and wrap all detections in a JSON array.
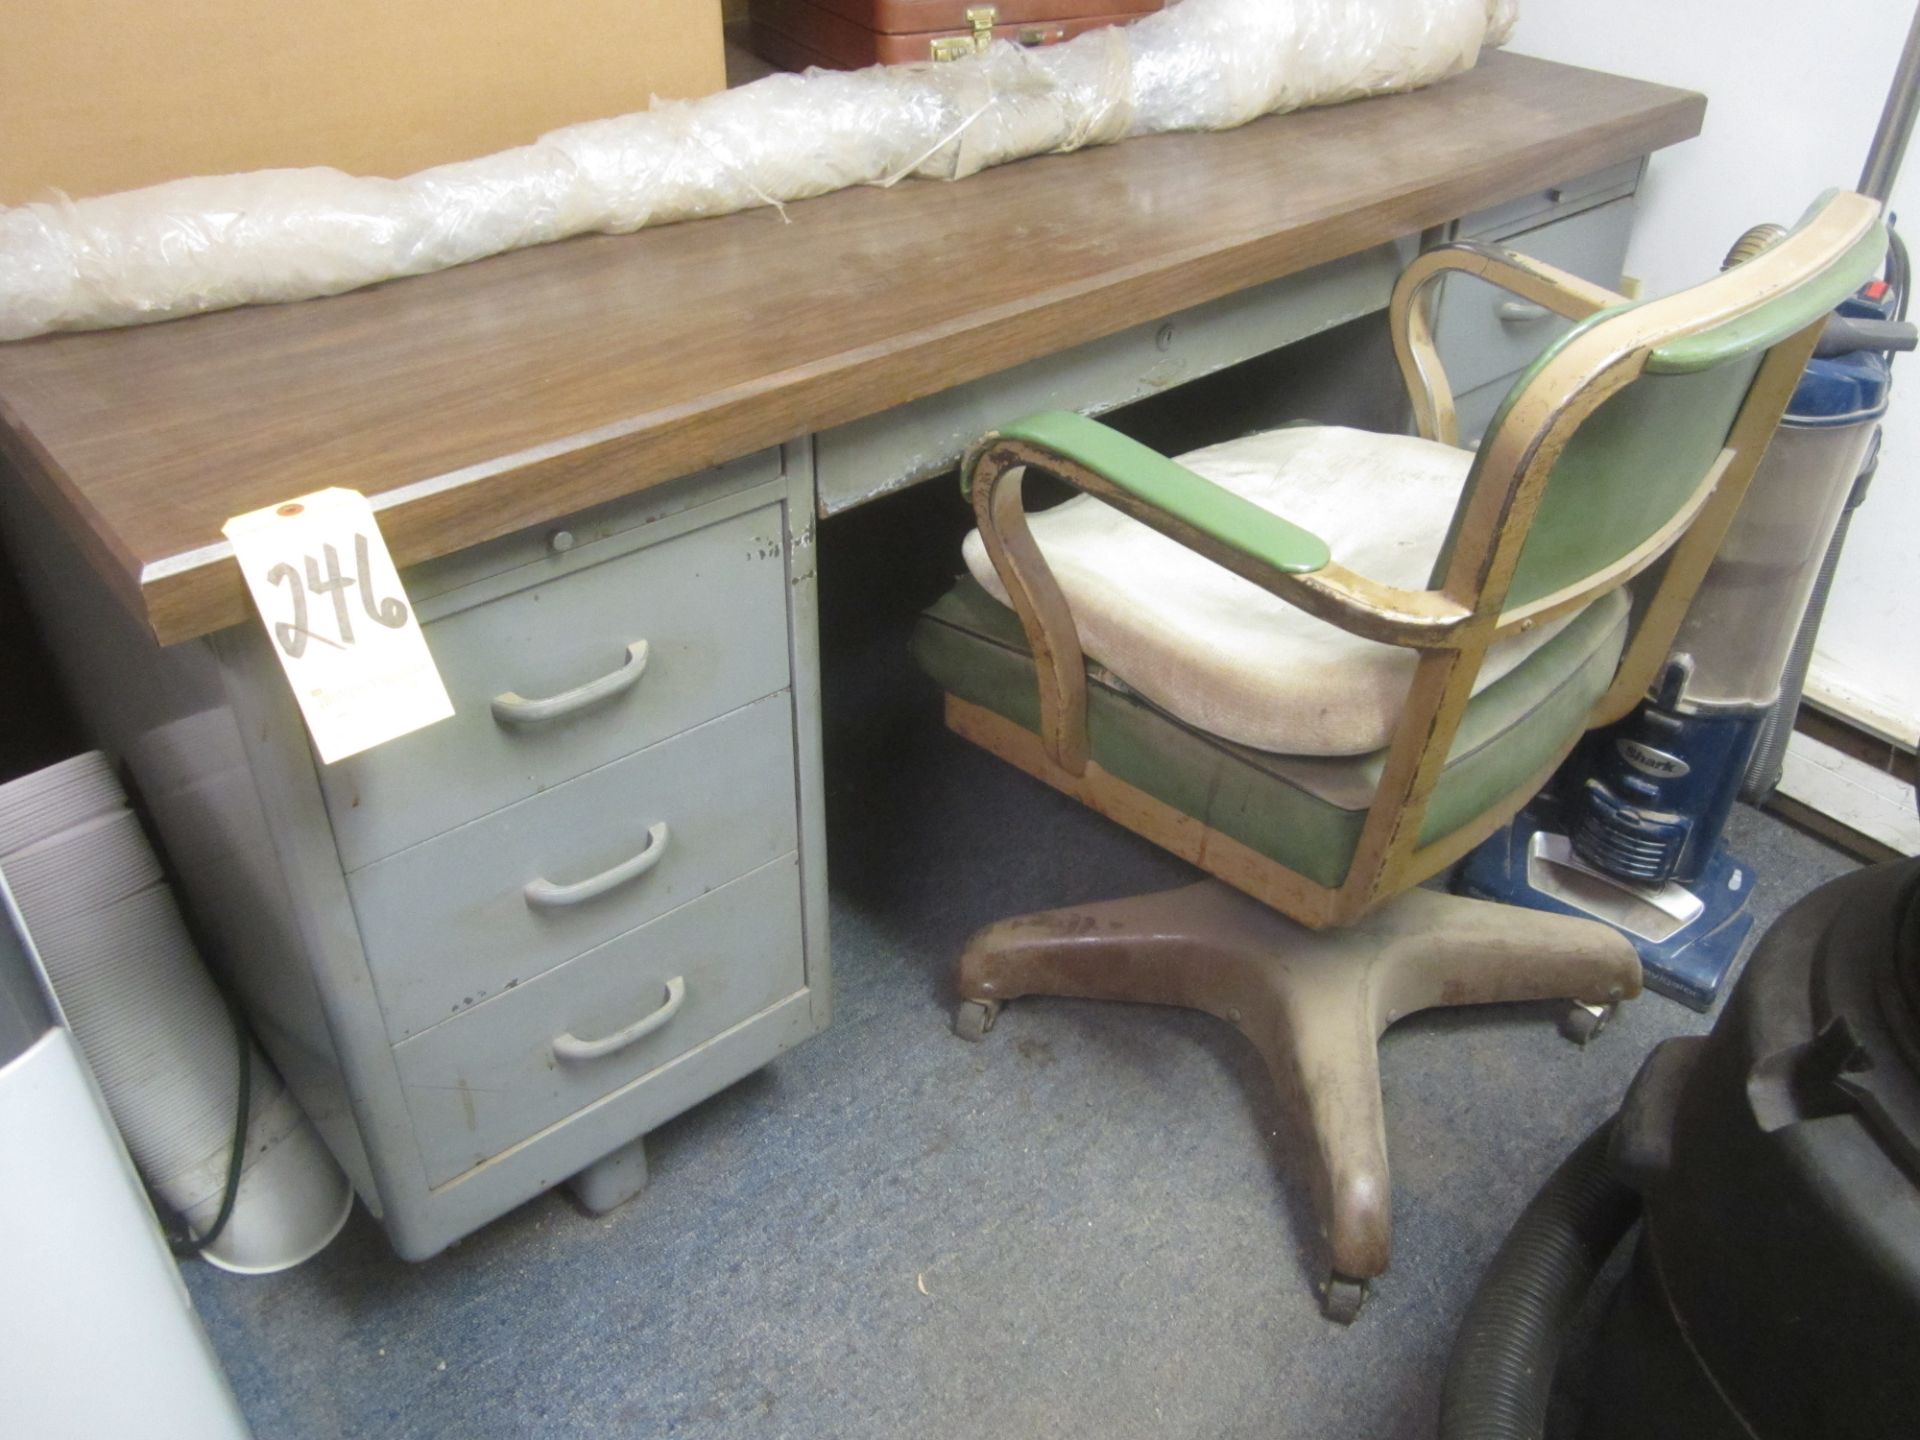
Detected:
[{"left": 0, "top": 51, "right": 1702, "bottom": 1257}]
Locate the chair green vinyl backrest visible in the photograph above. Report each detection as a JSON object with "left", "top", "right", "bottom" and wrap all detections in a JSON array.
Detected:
[{"left": 1431, "top": 194, "right": 1887, "bottom": 609}]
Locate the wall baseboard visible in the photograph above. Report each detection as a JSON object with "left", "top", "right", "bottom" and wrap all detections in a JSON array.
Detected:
[
  {"left": 1805, "top": 671, "right": 1919, "bottom": 753},
  {"left": 1770, "top": 728, "right": 1918, "bottom": 862}
]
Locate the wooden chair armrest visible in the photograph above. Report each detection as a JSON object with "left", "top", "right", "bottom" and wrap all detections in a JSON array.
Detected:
[
  {"left": 1391, "top": 241, "right": 1631, "bottom": 446},
  {"left": 963, "top": 411, "right": 1471, "bottom": 775},
  {"left": 972, "top": 411, "right": 1332, "bottom": 575}
]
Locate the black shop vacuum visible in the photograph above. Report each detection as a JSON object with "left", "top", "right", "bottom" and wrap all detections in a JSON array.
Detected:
[
  {"left": 1438, "top": 854, "right": 1920, "bottom": 1439},
  {"left": 1439, "top": 18, "right": 1920, "bottom": 1433}
]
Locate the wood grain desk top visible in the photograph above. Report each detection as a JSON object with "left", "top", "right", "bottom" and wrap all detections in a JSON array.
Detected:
[{"left": 0, "top": 51, "right": 1702, "bottom": 644}]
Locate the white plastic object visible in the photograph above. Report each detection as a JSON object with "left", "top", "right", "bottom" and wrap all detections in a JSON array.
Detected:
[
  {"left": 0, "top": 1012, "right": 252, "bottom": 1438},
  {"left": 1671, "top": 416, "right": 1881, "bottom": 709},
  {"left": 0, "top": 751, "right": 352, "bottom": 1274},
  {"left": 0, "top": 0, "right": 1517, "bottom": 341}
]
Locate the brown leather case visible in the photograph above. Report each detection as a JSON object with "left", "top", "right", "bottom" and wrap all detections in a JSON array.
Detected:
[{"left": 748, "top": 0, "right": 1163, "bottom": 71}]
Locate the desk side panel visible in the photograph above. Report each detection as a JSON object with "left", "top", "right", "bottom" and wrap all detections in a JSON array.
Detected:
[{"left": 783, "top": 440, "right": 832, "bottom": 1030}]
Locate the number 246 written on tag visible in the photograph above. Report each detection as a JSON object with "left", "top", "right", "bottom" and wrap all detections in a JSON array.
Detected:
[
  {"left": 268, "top": 532, "right": 409, "bottom": 657},
  {"left": 223, "top": 489, "right": 453, "bottom": 765}
]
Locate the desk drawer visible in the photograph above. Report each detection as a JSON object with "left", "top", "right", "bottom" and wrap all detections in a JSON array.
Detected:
[
  {"left": 350, "top": 692, "right": 799, "bottom": 1043},
  {"left": 1435, "top": 198, "right": 1634, "bottom": 399},
  {"left": 321, "top": 497, "right": 793, "bottom": 870},
  {"left": 396, "top": 855, "right": 806, "bottom": 1188},
  {"left": 1454, "top": 159, "right": 1642, "bottom": 242}
]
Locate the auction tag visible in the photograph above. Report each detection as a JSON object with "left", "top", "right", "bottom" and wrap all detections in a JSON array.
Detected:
[{"left": 223, "top": 489, "right": 453, "bottom": 764}]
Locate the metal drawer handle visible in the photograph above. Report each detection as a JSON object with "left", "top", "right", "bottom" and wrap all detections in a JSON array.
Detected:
[
  {"left": 1496, "top": 300, "right": 1551, "bottom": 324},
  {"left": 491, "top": 640, "right": 649, "bottom": 726},
  {"left": 523, "top": 822, "right": 670, "bottom": 909},
  {"left": 552, "top": 977, "right": 687, "bottom": 1062}
]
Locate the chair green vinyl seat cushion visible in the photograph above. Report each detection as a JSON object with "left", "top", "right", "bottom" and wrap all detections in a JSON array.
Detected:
[{"left": 911, "top": 578, "right": 1628, "bottom": 889}]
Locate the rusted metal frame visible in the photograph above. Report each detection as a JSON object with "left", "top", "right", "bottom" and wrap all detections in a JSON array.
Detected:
[
  {"left": 945, "top": 693, "right": 1350, "bottom": 927},
  {"left": 1356, "top": 205, "right": 1867, "bottom": 896},
  {"left": 1390, "top": 241, "right": 1630, "bottom": 446},
  {"left": 952, "top": 876, "right": 1639, "bottom": 1286},
  {"left": 1492, "top": 447, "right": 1735, "bottom": 638},
  {"left": 1333, "top": 337, "right": 1641, "bottom": 912}
]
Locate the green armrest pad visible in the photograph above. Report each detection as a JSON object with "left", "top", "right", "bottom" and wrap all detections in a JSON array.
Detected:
[{"left": 973, "top": 410, "right": 1333, "bottom": 576}]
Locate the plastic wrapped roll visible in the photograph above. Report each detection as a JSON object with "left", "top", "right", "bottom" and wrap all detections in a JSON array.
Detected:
[{"left": 0, "top": 0, "right": 1516, "bottom": 341}]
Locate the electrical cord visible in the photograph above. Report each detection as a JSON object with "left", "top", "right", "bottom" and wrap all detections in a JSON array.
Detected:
[{"left": 145, "top": 986, "right": 253, "bottom": 1259}]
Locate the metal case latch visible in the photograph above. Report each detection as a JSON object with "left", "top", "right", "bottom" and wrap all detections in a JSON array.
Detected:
[{"left": 931, "top": 6, "right": 998, "bottom": 61}]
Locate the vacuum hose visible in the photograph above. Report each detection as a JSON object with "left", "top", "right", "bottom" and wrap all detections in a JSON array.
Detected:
[
  {"left": 1437, "top": 1117, "right": 1642, "bottom": 1440},
  {"left": 1722, "top": 222, "right": 1788, "bottom": 269}
]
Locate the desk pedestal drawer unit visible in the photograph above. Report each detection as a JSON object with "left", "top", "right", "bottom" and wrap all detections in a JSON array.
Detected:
[{"left": 0, "top": 449, "right": 830, "bottom": 1259}]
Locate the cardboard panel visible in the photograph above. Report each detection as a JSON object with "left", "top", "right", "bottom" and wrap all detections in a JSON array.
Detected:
[{"left": 1, "top": 0, "right": 726, "bottom": 204}]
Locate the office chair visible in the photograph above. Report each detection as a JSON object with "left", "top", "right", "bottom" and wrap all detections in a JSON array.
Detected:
[{"left": 911, "top": 191, "right": 1885, "bottom": 1319}]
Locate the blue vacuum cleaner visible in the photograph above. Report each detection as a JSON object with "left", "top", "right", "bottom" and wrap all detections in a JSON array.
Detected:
[{"left": 1458, "top": 238, "right": 1915, "bottom": 1010}]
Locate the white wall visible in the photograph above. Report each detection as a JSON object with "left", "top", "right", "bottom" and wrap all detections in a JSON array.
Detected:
[{"left": 1512, "top": 1, "right": 1920, "bottom": 743}]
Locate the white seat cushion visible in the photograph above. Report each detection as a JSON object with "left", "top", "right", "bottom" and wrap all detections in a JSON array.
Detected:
[{"left": 962, "top": 423, "right": 1589, "bottom": 757}]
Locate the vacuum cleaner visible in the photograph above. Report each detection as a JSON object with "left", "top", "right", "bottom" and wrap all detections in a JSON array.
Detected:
[
  {"left": 1456, "top": 262, "right": 1914, "bottom": 1009},
  {"left": 1437, "top": 854, "right": 1920, "bottom": 1440},
  {"left": 1460, "top": 5, "right": 1920, "bottom": 1013}
]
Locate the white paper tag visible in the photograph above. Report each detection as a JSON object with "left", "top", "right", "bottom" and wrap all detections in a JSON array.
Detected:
[{"left": 223, "top": 488, "right": 454, "bottom": 765}]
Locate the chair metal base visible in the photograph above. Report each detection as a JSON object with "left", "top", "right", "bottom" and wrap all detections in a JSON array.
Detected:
[{"left": 954, "top": 878, "right": 1640, "bottom": 1320}]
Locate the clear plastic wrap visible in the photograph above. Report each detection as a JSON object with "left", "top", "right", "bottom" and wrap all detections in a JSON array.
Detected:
[{"left": 0, "top": 0, "right": 1515, "bottom": 341}]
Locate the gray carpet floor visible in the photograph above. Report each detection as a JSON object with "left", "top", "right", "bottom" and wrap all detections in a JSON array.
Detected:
[
  {"left": 179, "top": 494, "right": 1862, "bottom": 1437},
  {"left": 181, "top": 753, "right": 1855, "bottom": 1437}
]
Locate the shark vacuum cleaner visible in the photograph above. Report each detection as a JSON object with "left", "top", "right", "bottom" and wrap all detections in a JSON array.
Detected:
[
  {"left": 1461, "top": 5, "right": 1920, "bottom": 1014},
  {"left": 1456, "top": 230, "right": 1917, "bottom": 1011}
]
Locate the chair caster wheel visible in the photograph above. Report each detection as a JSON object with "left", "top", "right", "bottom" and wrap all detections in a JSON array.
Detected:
[
  {"left": 1322, "top": 1273, "right": 1368, "bottom": 1324},
  {"left": 952, "top": 999, "right": 1001, "bottom": 1043},
  {"left": 1560, "top": 1000, "right": 1616, "bottom": 1046}
]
